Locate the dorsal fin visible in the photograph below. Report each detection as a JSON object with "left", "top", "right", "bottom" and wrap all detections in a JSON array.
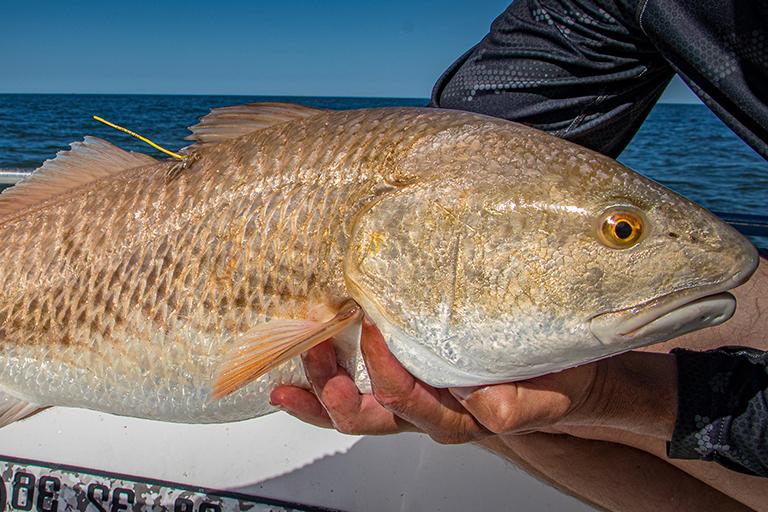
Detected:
[
  {"left": 0, "top": 136, "right": 157, "bottom": 220},
  {"left": 185, "top": 102, "right": 326, "bottom": 146}
]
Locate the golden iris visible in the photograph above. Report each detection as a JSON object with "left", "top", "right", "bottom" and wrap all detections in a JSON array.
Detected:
[{"left": 598, "top": 209, "right": 644, "bottom": 249}]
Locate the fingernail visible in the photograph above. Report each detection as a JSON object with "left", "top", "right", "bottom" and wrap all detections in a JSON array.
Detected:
[{"left": 450, "top": 386, "right": 479, "bottom": 401}]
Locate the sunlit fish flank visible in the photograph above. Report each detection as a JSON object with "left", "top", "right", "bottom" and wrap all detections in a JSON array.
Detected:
[{"left": 0, "top": 103, "right": 757, "bottom": 427}]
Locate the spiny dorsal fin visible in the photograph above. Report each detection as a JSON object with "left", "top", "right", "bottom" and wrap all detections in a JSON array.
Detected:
[
  {"left": 0, "top": 136, "right": 157, "bottom": 220},
  {"left": 212, "top": 300, "right": 362, "bottom": 399},
  {"left": 185, "top": 102, "right": 326, "bottom": 146},
  {"left": 0, "top": 391, "right": 47, "bottom": 428}
]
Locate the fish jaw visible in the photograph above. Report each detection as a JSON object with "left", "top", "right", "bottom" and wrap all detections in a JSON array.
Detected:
[
  {"left": 589, "top": 247, "right": 758, "bottom": 347},
  {"left": 589, "top": 290, "right": 736, "bottom": 347}
]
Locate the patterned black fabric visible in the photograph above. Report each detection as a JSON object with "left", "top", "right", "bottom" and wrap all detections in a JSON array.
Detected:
[
  {"left": 668, "top": 347, "right": 768, "bottom": 477},
  {"left": 430, "top": 0, "right": 768, "bottom": 160}
]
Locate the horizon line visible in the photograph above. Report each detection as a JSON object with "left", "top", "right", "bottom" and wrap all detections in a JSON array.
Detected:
[
  {"left": 0, "top": 91, "right": 429, "bottom": 100},
  {"left": 0, "top": 91, "right": 702, "bottom": 105}
]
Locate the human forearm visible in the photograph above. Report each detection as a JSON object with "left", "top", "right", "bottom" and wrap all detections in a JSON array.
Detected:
[
  {"left": 551, "top": 257, "right": 768, "bottom": 507},
  {"left": 554, "top": 424, "right": 768, "bottom": 512},
  {"left": 567, "top": 351, "right": 678, "bottom": 440},
  {"left": 476, "top": 432, "right": 754, "bottom": 512},
  {"left": 564, "top": 344, "right": 768, "bottom": 478},
  {"left": 668, "top": 347, "right": 768, "bottom": 476}
]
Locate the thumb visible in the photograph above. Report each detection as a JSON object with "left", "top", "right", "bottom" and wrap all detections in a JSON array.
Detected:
[{"left": 449, "top": 382, "right": 573, "bottom": 434}]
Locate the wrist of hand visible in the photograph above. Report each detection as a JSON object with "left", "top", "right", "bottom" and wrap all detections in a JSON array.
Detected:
[{"left": 560, "top": 351, "right": 678, "bottom": 440}]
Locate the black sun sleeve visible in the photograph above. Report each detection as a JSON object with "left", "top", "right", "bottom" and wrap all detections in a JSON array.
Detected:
[{"left": 668, "top": 347, "right": 768, "bottom": 477}]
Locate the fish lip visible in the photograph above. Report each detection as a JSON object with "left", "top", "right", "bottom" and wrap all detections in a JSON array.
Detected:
[{"left": 588, "top": 266, "right": 754, "bottom": 346}]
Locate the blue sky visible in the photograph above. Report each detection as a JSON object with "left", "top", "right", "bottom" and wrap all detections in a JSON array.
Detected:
[{"left": 1, "top": 0, "right": 698, "bottom": 102}]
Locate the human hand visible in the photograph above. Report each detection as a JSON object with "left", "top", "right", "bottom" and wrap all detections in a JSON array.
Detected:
[
  {"left": 269, "top": 319, "right": 672, "bottom": 443},
  {"left": 270, "top": 318, "right": 485, "bottom": 443}
]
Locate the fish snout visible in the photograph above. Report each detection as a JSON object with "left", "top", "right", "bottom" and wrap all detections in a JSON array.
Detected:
[
  {"left": 698, "top": 218, "right": 759, "bottom": 286},
  {"left": 590, "top": 222, "right": 758, "bottom": 350}
]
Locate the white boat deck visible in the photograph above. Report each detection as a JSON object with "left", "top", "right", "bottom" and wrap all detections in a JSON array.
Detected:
[{"left": 0, "top": 408, "right": 595, "bottom": 511}]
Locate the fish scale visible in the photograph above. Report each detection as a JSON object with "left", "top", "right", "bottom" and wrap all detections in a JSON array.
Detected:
[{"left": 0, "top": 105, "right": 757, "bottom": 426}]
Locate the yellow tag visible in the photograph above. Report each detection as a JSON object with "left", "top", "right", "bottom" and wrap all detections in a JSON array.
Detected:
[{"left": 93, "top": 116, "right": 185, "bottom": 160}]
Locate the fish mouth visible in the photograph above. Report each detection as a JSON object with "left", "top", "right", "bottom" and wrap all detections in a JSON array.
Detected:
[{"left": 589, "top": 270, "right": 752, "bottom": 347}]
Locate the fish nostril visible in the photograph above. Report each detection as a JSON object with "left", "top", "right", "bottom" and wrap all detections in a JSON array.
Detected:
[
  {"left": 667, "top": 232, "right": 679, "bottom": 239},
  {"left": 689, "top": 235, "right": 699, "bottom": 243}
]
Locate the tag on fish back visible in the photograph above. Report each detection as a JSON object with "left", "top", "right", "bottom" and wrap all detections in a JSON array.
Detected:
[{"left": 212, "top": 301, "right": 362, "bottom": 399}]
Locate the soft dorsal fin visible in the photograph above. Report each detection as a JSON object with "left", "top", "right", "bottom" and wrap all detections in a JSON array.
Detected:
[
  {"left": 0, "top": 136, "right": 157, "bottom": 220},
  {"left": 185, "top": 102, "right": 326, "bottom": 146}
]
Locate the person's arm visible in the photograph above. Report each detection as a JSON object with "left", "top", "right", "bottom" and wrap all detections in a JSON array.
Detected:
[
  {"left": 477, "top": 432, "right": 754, "bottom": 512},
  {"left": 451, "top": 343, "right": 768, "bottom": 478},
  {"left": 431, "top": 0, "right": 768, "bottom": 160},
  {"left": 430, "top": 0, "right": 675, "bottom": 158},
  {"left": 668, "top": 346, "right": 768, "bottom": 477}
]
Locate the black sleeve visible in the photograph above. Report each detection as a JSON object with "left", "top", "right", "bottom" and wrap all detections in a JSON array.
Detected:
[
  {"left": 668, "top": 347, "right": 768, "bottom": 477},
  {"left": 636, "top": 0, "right": 768, "bottom": 161},
  {"left": 431, "top": 0, "right": 768, "bottom": 161},
  {"left": 430, "top": 0, "right": 675, "bottom": 158}
]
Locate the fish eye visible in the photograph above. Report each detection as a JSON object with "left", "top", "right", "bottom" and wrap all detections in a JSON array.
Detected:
[{"left": 597, "top": 208, "right": 644, "bottom": 249}]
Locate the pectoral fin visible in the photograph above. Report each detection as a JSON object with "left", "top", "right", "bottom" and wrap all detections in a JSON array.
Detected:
[
  {"left": 0, "top": 391, "right": 47, "bottom": 428},
  {"left": 212, "top": 300, "right": 362, "bottom": 399}
]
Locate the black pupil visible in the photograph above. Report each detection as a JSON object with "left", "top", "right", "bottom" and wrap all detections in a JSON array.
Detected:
[{"left": 615, "top": 221, "right": 633, "bottom": 240}]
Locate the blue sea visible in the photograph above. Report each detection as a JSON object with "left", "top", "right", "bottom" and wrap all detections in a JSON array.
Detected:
[{"left": 0, "top": 94, "right": 766, "bottom": 248}]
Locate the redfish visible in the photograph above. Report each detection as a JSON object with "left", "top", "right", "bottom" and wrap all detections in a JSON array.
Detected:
[{"left": 0, "top": 103, "right": 757, "bottom": 426}]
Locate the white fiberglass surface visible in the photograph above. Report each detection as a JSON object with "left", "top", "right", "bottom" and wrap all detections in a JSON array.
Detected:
[{"left": 0, "top": 408, "right": 595, "bottom": 512}]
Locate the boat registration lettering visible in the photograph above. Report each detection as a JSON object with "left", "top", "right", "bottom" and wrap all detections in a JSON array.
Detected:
[{"left": 0, "top": 457, "right": 323, "bottom": 512}]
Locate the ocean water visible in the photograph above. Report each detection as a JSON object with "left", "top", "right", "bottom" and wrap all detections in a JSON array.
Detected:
[{"left": 0, "top": 94, "right": 766, "bottom": 248}]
